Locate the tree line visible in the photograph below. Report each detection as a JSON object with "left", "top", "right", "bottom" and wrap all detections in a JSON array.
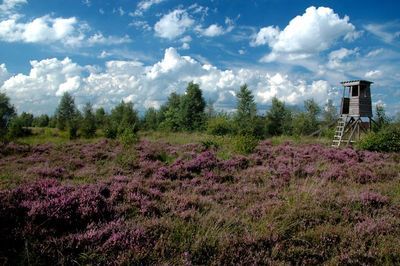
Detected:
[{"left": 0, "top": 81, "right": 395, "bottom": 142}]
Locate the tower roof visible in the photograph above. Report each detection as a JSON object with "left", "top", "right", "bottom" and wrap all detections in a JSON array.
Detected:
[{"left": 340, "top": 80, "right": 373, "bottom": 86}]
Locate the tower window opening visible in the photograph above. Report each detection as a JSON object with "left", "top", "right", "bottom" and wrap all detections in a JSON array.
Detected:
[{"left": 351, "top": 86, "right": 358, "bottom": 97}]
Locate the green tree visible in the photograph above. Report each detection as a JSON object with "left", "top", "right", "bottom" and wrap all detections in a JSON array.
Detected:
[
  {"left": 292, "top": 112, "right": 309, "bottom": 136},
  {"left": 55, "top": 92, "right": 78, "bottom": 130},
  {"left": 234, "top": 84, "right": 257, "bottom": 135},
  {"left": 81, "top": 103, "right": 97, "bottom": 138},
  {"left": 205, "top": 98, "right": 216, "bottom": 119},
  {"left": 19, "top": 112, "right": 34, "bottom": 127},
  {"left": 266, "top": 97, "right": 292, "bottom": 136},
  {"left": 0, "top": 91, "right": 16, "bottom": 138},
  {"left": 159, "top": 92, "right": 182, "bottom": 131},
  {"left": 322, "top": 99, "right": 337, "bottom": 126},
  {"left": 105, "top": 101, "right": 139, "bottom": 139},
  {"left": 180, "top": 82, "right": 206, "bottom": 131},
  {"left": 48, "top": 115, "right": 57, "bottom": 128},
  {"left": 95, "top": 107, "right": 107, "bottom": 129},
  {"left": 142, "top": 107, "right": 159, "bottom": 131},
  {"left": 7, "top": 116, "right": 32, "bottom": 138},
  {"left": 32, "top": 114, "right": 50, "bottom": 127},
  {"left": 292, "top": 99, "right": 321, "bottom": 136},
  {"left": 304, "top": 99, "right": 321, "bottom": 134},
  {"left": 374, "top": 103, "right": 390, "bottom": 131},
  {"left": 115, "top": 101, "right": 139, "bottom": 135}
]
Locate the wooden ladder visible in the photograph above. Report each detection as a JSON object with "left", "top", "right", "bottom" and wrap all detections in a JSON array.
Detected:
[{"left": 332, "top": 116, "right": 347, "bottom": 148}]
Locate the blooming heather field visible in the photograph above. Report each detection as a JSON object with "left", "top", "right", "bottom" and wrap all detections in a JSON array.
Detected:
[{"left": 1, "top": 138, "right": 400, "bottom": 265}]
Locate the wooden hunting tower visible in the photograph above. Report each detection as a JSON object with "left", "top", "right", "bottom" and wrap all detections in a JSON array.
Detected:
[{"left": 332, "top": 80, "right": 374, "bottom": 147}]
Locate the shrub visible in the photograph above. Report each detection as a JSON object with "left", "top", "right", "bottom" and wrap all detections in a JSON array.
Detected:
[
  {"left": 357, "top": 124, "right": 400, "bottom": 152},
  {"left": 7, "top": 117, "right": 31, "bottom": 138},
  {"left": 118, "top": 128, "right": 139, "bottom": 147},
  {"left": 233, "top": 134, "right": 258, "bottom": 154},
  {"left": 68, "top": 120, "right": 80, "bottom": 140},
  {"left": 201, "top": 139, "right": 220, "bottom": 150},
  {"left": 104, "top": 123, "right": 118, "bottom": 139},
  {"left": 207, "top": 116, "right": 233, "bottom": 136},
  {"left": 32, "top": 114, "right": 50, "bottom": 127}
]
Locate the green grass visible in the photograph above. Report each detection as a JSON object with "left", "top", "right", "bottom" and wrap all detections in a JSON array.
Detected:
[
  {"left": 17, "top": 127, "right": 104, "bottom": 145},
  {"left": 139, "top": 130, "right": 211, "bottom": 145},
  {"left": 269, "top": 135, "right": 331, "bottom": 146},
  {"left": 16, "top": 128, "right": 332, "bottom": 149}
]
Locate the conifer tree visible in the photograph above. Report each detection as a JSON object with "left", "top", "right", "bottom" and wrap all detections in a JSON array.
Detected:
[
  {"left": 160, "top": 92, "right": 182, "bottom": 131},
  {"left": 142, "top": 107, "right": 159, "bottom": 130},
  {"left": 375, "top": 104, "right": 390, "bottom": 130},
  {"left": 55, "top": 92, "right": 78, "bottom": 130},
  {"left": 234, "top": 84, "right": 257, "bottom": 135},
  {"left": 81, "top": 103, "right": 97, "bottom": 138},
  {"left": 322, "top": 99, "right": 337, "bottom": 125},
  {"left": 0, "top": 91, "right": 16, "bottom": 137},
  {"left": 95, "top": 107, "right": 107, "bottom": 129},
  {"left": 266, "top": 97, "right": 292, "bottom": 136},
  {"left": 180, "top": 82, "right": 206, "bottom": 131}
]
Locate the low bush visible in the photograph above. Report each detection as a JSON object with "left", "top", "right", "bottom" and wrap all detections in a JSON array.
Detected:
[
  {"left": 207, "top": 116, "right": 233, "bottom": 136},
  {"left": 233, "top": 134, "right": 258, "bottom": 154},
  {"left": 118, "top": 128, "right": 139, "bottom": 147},
  {"left": 68, "top": 123, "right": 79, "bottom": 140},
  {"left": 357, "top": 124, "right": 400, "bottom": 152},
  {"left": 104, "top": 125, "right": 118, "bottom": 139},
  {"left": 7, "top": 117, "right": 32, "bottom": 139}
]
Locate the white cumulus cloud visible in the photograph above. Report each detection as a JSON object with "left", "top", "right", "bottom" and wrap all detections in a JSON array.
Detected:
[
  {"left": 196, "top": 24, "right": 225, "bottom": 37},
  {"left": 1, "top": 58, "right": 83, "bottom": 114},
  {"left": 154, "top": 9, "right": 195, "bottom": 39},
  {"left": 1, "top": 48, "right": 333, "bottom": 115},
  {"left": 250, "top": 26, "right": 279, "bottom": 46},
  {"left": 251, "top": 6, "right": 358, "bottom": 62},
  {"left": 0, "top": 63, "right": 10, "bottom": 86},
  {"left": 87, "top": 33, "right": 132, "bottom": 46},
  {"left": 0, "top": 2, "right": 131, "bottom": 48},
  {"left": 0, "top": 16, "right": 85, "bottom": 45}
]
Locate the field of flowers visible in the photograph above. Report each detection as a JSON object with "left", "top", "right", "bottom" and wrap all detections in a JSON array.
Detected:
[{"left": 0, "top": 137, "right": 399, "bottom": 265}]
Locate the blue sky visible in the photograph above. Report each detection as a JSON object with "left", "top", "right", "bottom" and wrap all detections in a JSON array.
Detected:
[{"left": 0, "top": 0, "right": 399, "bottom": 116}]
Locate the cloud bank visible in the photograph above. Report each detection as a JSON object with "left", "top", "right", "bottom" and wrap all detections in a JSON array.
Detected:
[{"left": 0, "top": 48, "right": 332, "bottom": 115}]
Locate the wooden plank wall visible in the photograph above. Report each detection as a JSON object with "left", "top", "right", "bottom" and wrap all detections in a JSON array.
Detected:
[
  {"left": 349, "top": 97, "right": 359, "bottom": 115},
  {"left": 359, "top": 97, "right": 372, "bottom": 117},
  {"left": 348, "top": 85, "right": 373, "bottom": 117}
]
